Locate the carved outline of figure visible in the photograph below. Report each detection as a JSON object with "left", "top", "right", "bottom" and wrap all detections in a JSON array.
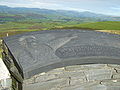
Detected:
[{"left": 19, "top": 36, "right": 38, "bottom": 63}]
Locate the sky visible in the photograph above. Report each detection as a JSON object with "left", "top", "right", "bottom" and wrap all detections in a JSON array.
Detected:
[{"left": 0, "top": 0, "right": 120, "bottom": 16}]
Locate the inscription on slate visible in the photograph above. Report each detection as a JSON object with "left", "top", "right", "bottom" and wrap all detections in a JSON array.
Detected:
[{"left": 55, "top": 45, "right": 120, "bottom": 58}]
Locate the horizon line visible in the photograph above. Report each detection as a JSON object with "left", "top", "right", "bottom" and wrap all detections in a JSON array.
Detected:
[{"left": 0, "top": 5, "right": 120, "bottom": 17}]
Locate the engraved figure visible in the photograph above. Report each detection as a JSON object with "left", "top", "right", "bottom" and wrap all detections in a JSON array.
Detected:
[{"left": 18, "top": 36, "right": 42, "bottom": 68}]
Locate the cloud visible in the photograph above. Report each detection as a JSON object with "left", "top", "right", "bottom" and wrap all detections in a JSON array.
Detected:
[
  {"left": 0, "top": 1, "right": 59, "bottom": 8},
  {"left": 59, "top": 7, "right": 89, "bottom": 12},
  {"left": 111, "top": 7, "right": 120, "bottom": 10},
  {"left": 0, "top": 1, "right": 88, "bottom": 12}
]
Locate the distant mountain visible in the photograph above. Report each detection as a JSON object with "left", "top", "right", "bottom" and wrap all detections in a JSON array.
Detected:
[
  {"left": 0, "top": 5, "right": 110, "bottom": 17},
  {"left": 0, "top": 5, "right": 120, "bottom": 23}
]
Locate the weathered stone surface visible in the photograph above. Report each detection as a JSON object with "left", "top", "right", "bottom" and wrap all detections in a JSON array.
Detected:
[
  {"left": 62, "top": 79, "right": 120, "bottom": 90},
  {"left": 61, "top": 81, "right": 102, "bottom": 90},
  {"left": 65, "top": 64, "right": 108, "bottom": 71},
  {"left": 23, "top": 78, "right": 69, "bottom": 90},
  {"left": 35, "top": 74, "right": 57, "bottom": 83},
  {"left": 23, "top": 64, "right": 120, "bottom": 90},
  {"left": 3, "top": 30, "right": 120, "bottom": 79},
  {"left": 80, "top": 64, "right": 108, "bottom": 69},
  {"left": 112, "top": 74, "right": 120, "bottom": 79},
  {"left": 57, "top": 71, "right": 84, "bottom": 78},
  {"left": 70, "top": 76, "right": 87, "bottom": 86},
  {"left": 84, "top": 68, "right": 113, "bottom": 81},
  {"left": 47, "top": 67, "right": 65, "bottom": 75},
  {"left": 101, "top": 79, "right": 120, "bottom": 86},
  {"left": 23, "top": 77, "right": 35, "bottom": 85},
  {"left": 107, "top": 64, "right": 120, "bottom": 69}
]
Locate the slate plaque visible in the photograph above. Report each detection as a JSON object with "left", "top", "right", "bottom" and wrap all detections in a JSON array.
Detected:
[
  {"left": 3, "top": 29, "right": 120, "bottom": 79},
  {"left": 55, "top": 45, "right": 120, "bottom": 58}
]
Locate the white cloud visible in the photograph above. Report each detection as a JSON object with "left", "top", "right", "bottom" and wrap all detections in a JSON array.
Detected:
[
  {"left": 0, "top": 1, "right": 58, "bottom": 8},
  {"left": 56, "top": 7, "right": 89, "bottom": 12},
  {"left": 0, "top": 1, "right": 88, "bottom": 12},
  {"left": 111, "top": 7, "right": 120, "bottom": 10}
]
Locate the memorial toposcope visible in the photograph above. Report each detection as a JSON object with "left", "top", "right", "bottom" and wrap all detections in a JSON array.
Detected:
[{"left": 2, "top": 29, "right": 120, "bottom": 83}]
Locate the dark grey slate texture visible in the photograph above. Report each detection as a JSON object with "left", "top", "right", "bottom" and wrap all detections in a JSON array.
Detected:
[{"left": 2, "top": 29, "right": 120, "bottom": 79}]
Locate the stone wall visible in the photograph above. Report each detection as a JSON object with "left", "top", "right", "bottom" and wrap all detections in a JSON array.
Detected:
[{"left": 23, "top": 64, "right": 120, "bottom": 90}]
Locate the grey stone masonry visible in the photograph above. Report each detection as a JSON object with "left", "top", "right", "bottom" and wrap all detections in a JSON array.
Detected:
[{"left": 23, "top": 64, "right": 120, "bottom": 90}]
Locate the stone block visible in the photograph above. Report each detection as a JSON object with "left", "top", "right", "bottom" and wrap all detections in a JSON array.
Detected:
[
  {"left": 84, "top": 68, "right": 113, "bottom": 81},
  {"left": 35, "top": 74, "right": 57, "bottom": 83},
  {"left": 23, "top": 78, "right": 69, "bottom": 90}
]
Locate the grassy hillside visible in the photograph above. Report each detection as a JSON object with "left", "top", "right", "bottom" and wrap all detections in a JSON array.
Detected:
[
  {"left": 0, "top": 21, "right": 120, "bottom": 38},
  {"left": 0, "top": 20, "right": 83, "bottom": 31},
  {"left": 61, "top": 21, "right": 120, "bottom": 30}
]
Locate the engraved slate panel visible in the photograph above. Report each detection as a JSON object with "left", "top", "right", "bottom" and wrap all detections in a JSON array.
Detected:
[
  {"left": 2, "top": 29, "right": 120, "bottom": 79},
  {"left": 55, "top": 45, "right": 120, "bottom": 58}
]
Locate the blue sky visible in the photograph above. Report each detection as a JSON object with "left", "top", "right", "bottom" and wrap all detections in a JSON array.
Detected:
[{"left": 0, "top": 0, "right": 120, "bottom": 16}]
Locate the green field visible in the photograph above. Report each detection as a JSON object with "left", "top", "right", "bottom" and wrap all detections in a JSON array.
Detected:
[
  {"left": 0, "top": 21, "right": 120, "bottom": 38},
  {"left": 61, "top": 21, "right": 120, "bottom": 30}
]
